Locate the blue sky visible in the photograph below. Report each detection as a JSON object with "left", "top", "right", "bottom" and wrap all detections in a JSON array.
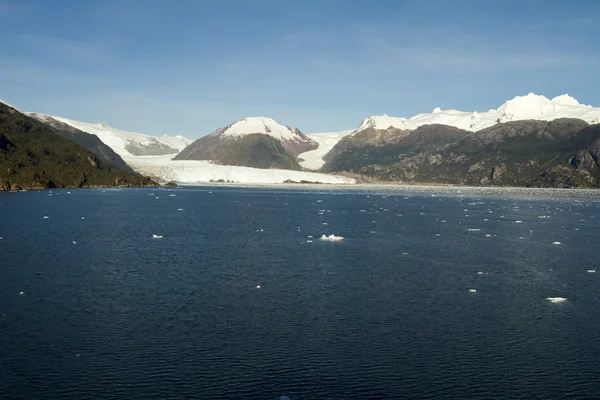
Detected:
[{"left": 1, "top": 0, "right": 599, "bottom": 138}]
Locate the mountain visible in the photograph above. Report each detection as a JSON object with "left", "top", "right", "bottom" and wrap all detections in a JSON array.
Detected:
[
  {"left": 39, "top": 115, "right": 192, "bottom": 158},
  {"left": 0, "top": 101, "right": 156, "bottom": 190},
  {"left": 353, "top": 93, "right": 600, "bottom": 134},
  {"left": 322, "top": 124, "right": 471, "bottom": 173},
  {"left": 333, "top": 118, "right": 600, "bottom": 188},
  {"left": 174, "top": 117, "right": 318, "bottom": 169},
  {"left": 28, "top": 113, "right": 134, "bottom": 173}
]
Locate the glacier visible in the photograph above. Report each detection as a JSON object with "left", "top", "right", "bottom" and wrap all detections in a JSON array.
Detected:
[{"left": 126, "top": 155, "right": 355, "bottom": 185}]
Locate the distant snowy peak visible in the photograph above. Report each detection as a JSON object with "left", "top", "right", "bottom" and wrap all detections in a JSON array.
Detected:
[
  {"left": 44, "top": 115, "right": 192, "bottom": 158},
  {"left": 356, "top": 114, "right": 410, "bottom": 132},
  {"left": 353, "top": 93, "right": 600, "bottom": 134},
  {"left": 213, "top": 116, "right": 318, "bottom": 156}
]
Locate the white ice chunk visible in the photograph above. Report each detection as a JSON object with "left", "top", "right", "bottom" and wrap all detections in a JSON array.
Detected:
[
  {"left": 546, "top": 297, "right": 567, "bottom": 303},
  {"left": 320, "top": 234, "right": 344, "bottom": 242}
]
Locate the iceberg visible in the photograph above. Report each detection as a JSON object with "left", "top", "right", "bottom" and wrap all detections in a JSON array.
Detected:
[
  {"left": 546, "top": 297, "right": 567, "bottom": 303},
  {"left": 320, "top": 234, "right": 344, "bottom": 242}
]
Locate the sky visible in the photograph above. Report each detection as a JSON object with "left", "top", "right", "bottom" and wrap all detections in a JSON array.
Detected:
[{"left": 1, "top": 0, "right": 599, "bottom": 138}]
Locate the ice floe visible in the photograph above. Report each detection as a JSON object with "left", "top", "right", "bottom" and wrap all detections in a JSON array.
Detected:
[
  {"left": 546, "top": 297, "right": 567, "bottom": 303},
  {"left": 320, "top": 234, "right": 344, "bottom": 242}
]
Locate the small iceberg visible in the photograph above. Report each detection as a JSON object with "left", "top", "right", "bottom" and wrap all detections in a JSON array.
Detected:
[
  {"left": 546, "top": 297, "right": 567, "bottom": 303},
  {"left": 320, "top": 234, "right": 344, "bottom": 242},
  {"left": 152, "top": 234, "right": 163, "bottom": 239}
]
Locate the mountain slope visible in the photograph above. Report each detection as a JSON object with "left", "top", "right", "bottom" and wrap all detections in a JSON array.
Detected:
[
  {"left": 207, "top": 133, "right": 301, "bottom": 170},
  {"left": 349, "top": 119, "right": 600, "bottom": 188},
  {"left": 322, "top": 124, "right": 470, "bottom": 173},
  {"left": 174, "top": 117, "right": 318, "bottom": 167},
  {"left": 28, "top": 113, "right": 134, "bottom": 173},
  {"left": 43, "top": 115, "right": 192, "bottom": 158},
  {"left": 0, "top": 102, "right": 155, "bottom": 190}
]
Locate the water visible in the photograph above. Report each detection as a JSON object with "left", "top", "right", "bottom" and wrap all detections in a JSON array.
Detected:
[{"left": 1, "top": 186, "right": 600, "bottom": 399}]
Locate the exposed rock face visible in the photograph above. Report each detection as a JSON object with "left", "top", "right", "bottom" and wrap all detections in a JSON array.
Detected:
[
  {"left": 323, "top": 118, "right": 600, "bottom": 188},
  {"left": 174, "top": 117, "right": 318, "bottom": 168},
  {"left": 123, "top": 140, "right": 178, "bottom": 156}
]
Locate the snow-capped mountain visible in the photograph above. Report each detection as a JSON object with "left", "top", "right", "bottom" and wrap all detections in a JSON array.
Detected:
[
  {"left": 30, "top": 114, "right": 192, "bottom": 158},
  {"left": 355, "top": 93, "right": 600, "bottom": 134},
  {"left": 175, "top": 116, "right": 318, "bottom": 161}
]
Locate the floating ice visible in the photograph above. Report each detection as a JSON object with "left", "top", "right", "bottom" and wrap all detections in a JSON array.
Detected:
[
  {"left": 152, "top": 234, "right": 163, "bottom": 239},
  {"left": 552, "top": 241, "right": 561, "bottom": 245},
  {"left": 320, "top": 234, "right": 344, "bottom": 242},
  {"left": 546, "top": 297, "right": 567, "bottom": 303}
]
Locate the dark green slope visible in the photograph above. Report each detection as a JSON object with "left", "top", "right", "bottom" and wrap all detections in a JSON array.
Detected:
[
  {"left": 28, "top": 113, "right": 134, "bottom": 173},
  {"left": 0, "top": 102, "right": 156, "bottom": 191}
]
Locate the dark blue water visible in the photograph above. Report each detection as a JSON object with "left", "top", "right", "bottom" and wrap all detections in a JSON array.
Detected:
[{"left": 1, "top": 186, "right": 600, "bottom": 399}]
